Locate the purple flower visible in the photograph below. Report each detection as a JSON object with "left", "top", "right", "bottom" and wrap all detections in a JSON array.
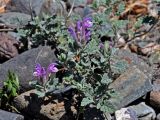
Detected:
[
  {"left": 47, "top": 63, "right": 58, "bottom": 73},
  {"left": 76, "top": 20, "right": 82, "bottom": 31},
  {"left": 33, "top": 63, "right": 46, "bottom": 78},
  {"left": 85, "top": 30, "right": 91, "bottom": 41},
  {"left": 33, "top": 63, "right": 58, "bottom": 81},
  {"left": 68, "top": 27, "right": 77, "bottom": 40},
  {"left": 83, "top": 17, "right": 93, "bottom": 28},
  {"left": 68, "top": 17, "right": 93, "bottom": 43}
]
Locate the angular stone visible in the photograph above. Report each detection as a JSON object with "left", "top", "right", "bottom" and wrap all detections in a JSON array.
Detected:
[
  {"left": 152, "top": 64, "right": 160, "bottom": 91},
  {"left": 0, "top": 46, "right": 57, "bottom": 92},
  {"left": 109, "top": 66, "right": 152, "bottom": 110},
  {"left": 156, "top": 113, "right": 160, "bottom": 120},
  {"left": 112, "top": 49, "right": 153, "bottom": 78},
  {"left": 0, "top": 109, "right": 24, "bottom": 120},
  {"left": 150, "top": 91, "right": 160, "bottom": 109},
  {"left": 7, "top": 0, "right": 44, "bottom": 16},
  {"left": 39, "top": 0, "right": 67, "bottom": 17},
  {"left": 0, "top": 12, "right": 31, "bottom": 27},
  {"left": 0, "top": 32, "right": 19, "bottom": 62},
  {"left": 8, "top": 0, "right": 67, "bottom": 17},
  {"left": 115, "top": 108, "right": 138, "bottom": 120},
  {"left": 128, "top": 102, "right": 156, "bottom": 120},
  {"left": 13, "top": 90, "right": 76, "bottom": 120}
]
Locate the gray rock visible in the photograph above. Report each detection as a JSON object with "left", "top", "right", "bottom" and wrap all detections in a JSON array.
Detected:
[
  {"left": 9, "top": 0, "right": 67, "bottom": 17},
  {"left": 0, "top": 46, "right": 57, "bottom": 92},
  {"left": 112, "top": 49, "right": 153, "bottom": 78},
  {"left": 115, "top": 103, "right": 156, "bottom": 120},
  {"left": 68, "top": 0, "right": 87, "bottom": 6},
  {"left": 156, "top": 113, "right": 160, "bottom": 120},
  {"left": 115, "top": 108, "right": 138, "bottom": 120},
  {"left": 39, "top": 0, "right": 67, "bottom": 17},
  {"left": 149, "top": 51, "right": 160, "bottom": 65},
  {"left": 129, "top": 102, "right": 156, "bottom": 120},
  {"left": 109, "top": 66, "right": 152, "bottom": 110},
  {"left": 0, "top": 12, "right": 31, "bottom": 27},
  {"left": 9, "top": 0, "right": 44, "bottom": 16},
  {"left": 0, "top": 109, "right": 24, "bottom": 120}
]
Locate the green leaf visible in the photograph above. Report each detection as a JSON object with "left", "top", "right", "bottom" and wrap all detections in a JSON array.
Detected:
[
  {"left": 112, "top": 20, "right": 128, "bottom": 29},
  {"left": 100, "top": 101, "right": 115, "bottom": 113},
  {"left": 84, "top": 39, "right": 99, "bottom": 54},
  {"left": 91, "top": 58, "right": 99, "bottom": 65},
  {"left": 36, "top": 90, "right": 45, "bottom": 98},
  {"left": 81, "top": 97, "right": 94, "bottom": 106},
  {"left": 7, "top": 81, "right": 12, "bottom": 92},
  {"left": 117, "top": 2, "right": 125, "bottom": 15},
  {"left": 134, "top": 17, "right": 143, "bottom": 29},
  {"left": 101, "top": 73, "right": 112, "bottom": 84},
  {"left": 11, "top": 87, "right": 17, "bottom": 97}
]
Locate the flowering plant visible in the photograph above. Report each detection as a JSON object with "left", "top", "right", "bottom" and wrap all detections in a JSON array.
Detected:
[
  {"left": 30, "top": 63, "right": 61, "bottom": 97},
  {"left": 30, "top": 14, "right": 129, "bottom": 118},
  {"left": 28, "top": 0, "right": 131, "bottom": 117}
]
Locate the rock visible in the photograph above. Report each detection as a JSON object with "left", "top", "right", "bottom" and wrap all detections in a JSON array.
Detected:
[
  {"left": 112, "top": 49, "right": 153, "bottom": 78},
  {"left": 13, "top": 89, "right": 76, "bottom": 120},
  {"left": 128, "top": 102, "right": 156, "bottom": 120},
  {"left": 73, "top": 6, "right": 94, "bottom": 18},
  {"left": 151, "top": 64, "right": 160, "bottom": 92},
  {"left": 0, "top": 46, "right": 57, "bottom": 92},
  {"left": 7, "top": 0, "right": 67, "bottom": 17},
  {"left": 39, "top": 0, "right": 67, "bottom": 17},
  {"left": 109, "top": 66, "right": 152, "bottom": 110},
  {"left": 152, "top": 79, "right": 160, "bottom": 92},
  {"left": 0, "top": 32, "right": 19, "bottom": 62},
  {"left": 7, "top": 0, "right": 44, "bottom": 16},
  {"left": 115, "top": 108, "right": 138, "bottom": 120},
  {"left": 68, "top": 0, "right": 86, "bottom": 6},
  {"left": 150, "top": 91, "right": 160, "bottom": 109},
  {"left": 0, "top": 12, "right": 31, "bottom": 27},
  {"left": 0, "top": 109, "right": 24, "bottom": 120},
  {"left": 156, "top": 113, "right": 160, "bottom": 120},
  {"left": 115, "top": 103, "right": 156, "bottom": 120}
]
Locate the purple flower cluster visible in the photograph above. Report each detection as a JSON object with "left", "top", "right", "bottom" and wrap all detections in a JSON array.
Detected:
[
  {"left": 33, "top": 63, "right": 58, "bottom": 82},
  {"left": 68, "top": 17, "right": 93, "bottom": 43}
]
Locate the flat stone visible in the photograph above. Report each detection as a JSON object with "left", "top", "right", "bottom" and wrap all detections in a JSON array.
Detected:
[
  {"left": 152, "top": 64, "right": 160, "bottom": 91},
  {"left": 109, "top": 66, "right": 152, "bottom": 110},
  {"left": 0, "top": 109, "right": 24, "bottom": 120},
  {"left": 112, "top": 49, "right": 153, "bottom": 78},
  {"left": 128, "top": 102, "right": 156, "bottom": 120},
  {"left": 115, "top": 108, "right": 138, "bottom": 120},
  {"left": 7, "top": 0, "right": 44, "bottom": 16},
  {"left": 0, "top": 12, "right": 31, "bottom": 27},
  {"left": 8, "top": 0, "right": 67, "bottom": 17},
  {"left": 0, "top": 46, "right": 57, "bottom": 92}
]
